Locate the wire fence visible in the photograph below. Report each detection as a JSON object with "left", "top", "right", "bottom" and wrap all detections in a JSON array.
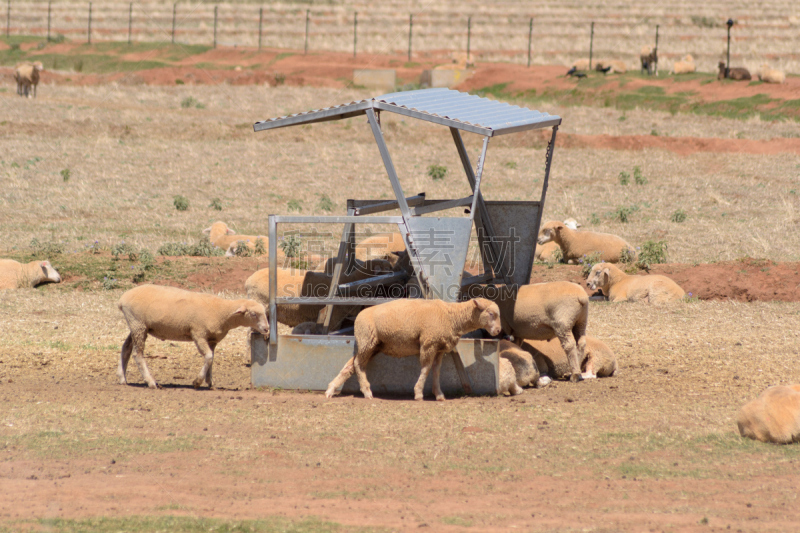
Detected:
[{"left": 3, "top": 1, "right": 799, "bottom": 73}]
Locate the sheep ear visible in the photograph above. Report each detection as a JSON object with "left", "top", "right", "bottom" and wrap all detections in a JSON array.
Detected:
[
  {"left": 227, "top": 228, "right": 236, "bottom": 235},
  {"left": 473, "top": 298, "right": 489, "bottom": 311},
  {"left": 202, "top": 227, "right": 211, "bottom": 234},
  {"left": 234, "top": 306, "right": 247, "bottom": 315}
]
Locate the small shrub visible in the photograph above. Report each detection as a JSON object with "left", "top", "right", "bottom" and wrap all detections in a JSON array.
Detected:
[
  {"left": 274, "top": 72, "right": 286, "bottom": 86},
  {"left": 175, "top": 79, "right": 185, "bottom": 85},
  {"left": 89, "top": 240, "right": 102, "bottom": 254},
  {"left": 9, "top": 43, "right": 20, "bottom": 52},
  {"left": 102, "top": 277, "right": 119, "bottom": 290},
  {"left": 427, "top": 164, "right": 447, "bottom": 181},
  {"left": 209, "top": 198, "right": 223, "bottom": 211},
  {"left": 111, "top": 241, "right": 137, "bottom": 261},
  {"left": 620, "top": 247, "right": 636, "bottom": 265},
  {"left": 618, "top": 171, "right": 630, "bottom": 185},
  {"left": 589, "top": 213, "right": 601, "bottom": 225},
  {"left": 157, "top": 236, "right": 223, "bottom": 257},
  {"left": 671, "top": 209, "right": 687, "bottom": 223},
  {"left": 280, "top": 234, "right": 303, "bottom": 258},
  {"left": 634, "top": 166, "right": 647, "bottom": 185},
  {"left": 317, "top": 194, "right": 334, "bottom": 212},
  {"left": 51, "top": 34, "right": 66, "bottom": 44},
  {"left": 637, "top": 240, "right": 668, "bottom": 270},
  {"left": 30, "top": 238, "right": 64, "bottom": 258},
  {"left": 578, "top": 251, "right": 603, "bottom": 278},
  {"left": 157, "top": 242, "right": 191, "bottom": 256},
  {"left": 231, "top": 240, "right": 253, "bottom": 257},
  {"left": 611, "top": 205, "right": 638, "bottom": 223},
  {"left": 504, "top": 161, "right": 517, "bottom": 169},
  {"left": 180, "top": 96, "right": 201, "bottom": 109},
  {"left": 650, "top": 129, "right": 659, "bottom": 136},
  {"left": 173, "top": 195, "right": 189, "bottom": 211},
  {"left": 287, "top": 199, "right": 302, "bottom": 212},
  {"left": 60, "top": 168, "right": 71, "bottom": 182},
  {"left": 139, "top": 249, "right": 155, "bottom": 270},
  {"left": 549, "top": 247, "right": 563, "bottom": 265},
  {"left": 254, "top": 237, "right": 267, "bottom": 256},
  {"left": 74, "top": 59, "right": 83, "bottom": 72}
]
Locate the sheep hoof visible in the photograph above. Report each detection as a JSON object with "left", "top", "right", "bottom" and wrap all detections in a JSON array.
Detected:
[
  {"left": 414, "top": 394, "right": 424, "bottom": 401},
  {"left": 147, "top": 382, "right": 160, "bottom": 389},
  {"left": 192, "top": 379, "right": 203, "bottom": 389},
  {"left": 580, "top": 372, "right": 597, "bottom": 380},
  {"left": 536, "top": 376, "right": 552, "bottom": 388},
  {"left": 569, "top": 373, "right": 583, "bottom": 383},
  {"left": 362, "top": 391, "right": 373, "bottom": 400},
  {"left": 325, "top": 388, "right": 336, "bottom": 399},
  {"left": 435, "top": 395, "right": 446, "bottom": 401}
]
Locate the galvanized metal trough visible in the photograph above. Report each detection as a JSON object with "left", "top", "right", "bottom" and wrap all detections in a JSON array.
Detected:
[{"left": 250, "top": 88, "right": 561, "bottom": 397}]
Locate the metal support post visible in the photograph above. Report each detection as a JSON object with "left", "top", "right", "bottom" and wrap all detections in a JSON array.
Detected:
[
  {"left": 127, "top": 2, "right": 132, "bottom": 44},
  {"left": 258, "top": 7, "right": 263, "bottom": 50},
  {"left": 588, "top": 21, "right": 594, "bottom": 70},
  {"left": 47, "top": 1, "right": 51, "bottom": 41},
  {"left": 268, "top": 215, "right": 278, "bottom": 345},
  {"left": 87, "top": 2, "right": 92, "bottom": 44},
  {"left": 467, "top": 16, "right": 471, "bottom": 62},
  {"left": 654, "top": 24, "right": 659, "bottom": 75},
  {"left": 353, "top": 11, "right": 357, "bottom": 58},
  {"left": 407, "top": 14, "right": 412, "bottom": 61},
  {"left": 171, "top": 2, "right": 176, "bottom": 43},
  {"left": 725, "top": 18, "right": 734, "bottom": 78},
  {"left": 527, "top": 17, "right": 533, "bottom": 67},
  {"left": 304, "top": 9, "right": 309, "bottom": 54},
  {"left": 213, "top": 5, "right": 218, "bottom": 48},
  {"left": 531, "top": 125, "right": 558, "bottom": 253}
]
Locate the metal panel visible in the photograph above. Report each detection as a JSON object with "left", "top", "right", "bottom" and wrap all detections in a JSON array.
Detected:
[
  {"left": 250, "top": 333, "right": 499, "bottom": 396},
  {"left": 253, "top": 101, "right": 372, "bottom": 131},
  {"left": 483, "top": 201, "right": 541, "bottom": 287},
  {"left": 405, "top": 216, "right": 473, "bottom": 302},
  {"left": 411, "top": 196, "right": 473, "bottom": 216}
]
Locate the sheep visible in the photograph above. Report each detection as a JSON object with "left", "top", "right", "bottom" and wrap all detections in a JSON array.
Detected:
[
  {"left": 737, "top": 385, "right": 800, "bottom": 444},
  {"left": 467, "top": 281, "right": 589, "bottom": 382},
  {"left": 498, "top": 339, "right": 539, "bottom": 395},
  {"left": 521, "top": 336, "right": 617, "bottom": 381},
  {"left": 586, "top": 262, "right": 685, "bottom": 304},
  {"left": 14, "top": 61, "right": 43, "bottom": 98},
  {"left": 245, "top": 259, "right": 394, "bottom": 329},
  {"left": 595, "top": 60, "right": 627, "bottom": 74},
  {"left": 537, "top": 220, "right": 636, "bottom": 264},
  {"left": 354, "top": 232, "right": 406, "bottom": 262},
  {"left": 670, "top": 55, "right": 696, "bottom": 75},
  {"left": 202, "top": 221, "right": 269, "bottom": 253},
  {"left": 570, "top": 59, "right": 591, "bottom": 72},
  {"left": 718, "top": 61, "right": 750, "bottom": 81},
  {"left": 758, "top": 64, "right": 785, "bottom": 84},
  {"left": 325, "top": 298, "right": 502, "bottom": 401},
  {"left": 117, "top": 284, "right": 269, "bottom": 389},
  {"left": 640, "top": 46, "right": 658, "bottom": 75},
  {"left": 534, "top": 218, "right": 580, "bottom": 262},
  {"left": 0, "top": 259, "right": 62, "bottom": 289}
]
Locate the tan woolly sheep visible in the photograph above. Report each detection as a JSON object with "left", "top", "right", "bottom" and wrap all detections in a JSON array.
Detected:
[
  {"left": 14, "top": 61, "right": 43, "bottom": 97},
  {"left": 521, "top": 336, "right": 617, "bottom": 381},
  {"left": 498, "top": 339, "right": 539, "bottom": 395},
  {"left": 354, "top": 232, "right": 406, "bottom": 262},
  {"left": 570, "top": 59, "right": 590, "bottom": 71},
  {"left": 670, "top": 55, "right": 696, "bottom": 75},
  {"left": 0, "top": 259, "right": 62, "bottom": 289},
  {"left": 758, "top": 64, "right": 785, "bottom": 84},
  {"left": 117, "top": 284, "right": 269, "bottom": 389},
  {"left": 325, "top": 298, "right": 501, "bottom": 401},
  {"left": 534, "top": 218, "right": 580, "bottom": 262},
  {"left": 595, "top": 60, "right": 627, "bottom": 74},
  {"left": 538, "top": 220, "right": 635, "bottom": 264},
  {"left": 718, "top": 61, "right": 750, "bottom": 81},
  {"left": 738, "top": 385, "right": 800, "bottom": 444},
  {"left": 586, "top": 262, "right": 685, "bottom": 304},
  {"left": 203, "top": 221, "right": 268, "bottom": 253},
  {"left": 467, "top": 282, "right": 589, "bottom": 382}
]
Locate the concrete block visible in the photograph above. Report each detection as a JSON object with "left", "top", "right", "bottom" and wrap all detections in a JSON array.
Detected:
[
  {"left": 420, "top": 69, "right": 471, "bottom": 88},
  {"left": 353, "top": 69, "right": 396, "bottom": 93}
]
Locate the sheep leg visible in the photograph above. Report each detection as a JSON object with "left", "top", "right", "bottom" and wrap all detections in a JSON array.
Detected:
[
  {"left": 414, "top": 346, "right": 438, "bottom": 401},
  {"left": 325, "top": 357, "right": 355, "bottom": 398},
  {"left": 556, "top": 332, "right": 583, "bottom": 383},
  {"left": 581, "top": 357, "right": 597, "bottom": 380},
  {"left": 193, "top": 338, "right": 216, "bottom": 389},
  {"left": 130, "top": 333, "right": 159, "bottom": 389},
  {"left": 430, "top": 351, "right": 446, "bottom": 402},
  {"left": 353, "top": 346, "right": 377, "bottom": 400},
  {"left": 117, "top": 334, "right": 133, "bottom": 385}
]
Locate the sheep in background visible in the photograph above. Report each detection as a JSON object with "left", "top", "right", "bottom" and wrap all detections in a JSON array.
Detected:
[
  {"left": 570, "top": 59, "right": 591, "bottom": 72},
  {"left": 14, "top": 61, "right": 44, "bottom": 98},
  {"left": 203, "top": 221, "right": 268, "bottom": 254},
  {"left": 0, "top": 259, "right": 62, "bottom": 289},
  {"left": 538, "top": 220, "right": 636, "bottom": 264},
  {"left": 13, "top": 61, "right": 30, "bottom": 95},
  {"left": 718, "top": 61, "right": 751, "bottom": 81},
  {"left": 758, "top": 64, "right": 785, "bottom": 84},
  {"left": 738, "top": 385, "right": 800, "bottom": 444},
  {"left": 117, "top": 284, "right": 269, "bottom": 389},
  {"left": 640, "top": 46, "right": 658, "bottom": 75},
  {"left": 354, "top": 232, "right": 406, "bottom": 262},
  {"left": 325, "top": 298, "right": 502, "bottom": 401},
  {"left": 535, "top": 218, "right": 580, "bottom": 262},
  {"left": 522, "top": 337, "right": 617, "bottom": 381},
  {"left": 586, "top": 262, "right": 685, "bottom": 304},
  {"left": 670, "top": 55, "right": 696, "bottom": 75},
  {"left": 595, "top": 60, "right": 627, "bottom": 74}
]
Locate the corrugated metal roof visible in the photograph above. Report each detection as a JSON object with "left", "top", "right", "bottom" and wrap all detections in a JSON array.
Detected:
[{"left": 254, "top": 88, "right": 560, "bottom": 136}]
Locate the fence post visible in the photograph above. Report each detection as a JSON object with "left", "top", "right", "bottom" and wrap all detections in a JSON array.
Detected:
[
  {"left": 171, "top": 3, "right": 176, "bottom": 44},
  {"left": 588, "top": 21, "right": 594, "bottom": 70},
  {"left": 47, "top": 0, "right": 51, "bottom": 41},
  {"left": 654, "top": 24, "right": 659, "bottom": 75},
  {"left": 353, "top": 11, "right": 357, "bottom": 58},
  {"left": 127, "top": 2, "right": 132, "bottom": 45},
  {"left": 725, "top": 18, "right": 734, "bottom": 78},
  {"left": 6, "top": 0, "right": 9, "bottom": 38},
  {"left": 407, "top": 14, "right": 412, "bottom": 61},
  {"left": 87, "top": 2, "right": 92, "bottom": 44},
  {"left": 527, "top": 17, "right": 533, "bottom": 67},
  {"left": 258, "top": 7, "right": 263, "bottom": 50},
  {"left": 304, "top": 8, "right": 309, "bottom": 54},
  {"left": 467, "top": 16, "right": 471, "bottom": 62}
]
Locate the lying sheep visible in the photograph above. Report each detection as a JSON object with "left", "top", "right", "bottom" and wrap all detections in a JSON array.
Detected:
[
  {"left": 718, "top": 61, "right": 751, "bottom": 81},
  {"left": 0, "top": 259, "right": 62, "bottom": 289},
  {"left": 670, "top": 55, "right": 696, "bottom": 75},
  {"left": 245, "top": 259, "right": 393, "bottom": 329},
  {"left": 354, "top": 232, "right": 406, "bottom": 261},
  {"left": 117, "top": 284, "right": 269, "bottom": 389},
  {"left": 570, "top": 58, "right": 590, "bottom": 71},
  {"left": 758, "top": 64, "right": 785, "bottom": 84},
  {"left": 521, "top": 336, "right": 617, "bottom": 380},
  {"left": 538, "top": 220, "right": 635, "bottom": 264},
  {"left": 737, "top": 385, "right": 800, "bottom": 444},
  {"left": 640, "top": 46, "right": 658, "bottom": 75},
  {"left": 469, "top": 281, "right": 589, "bottom": 382},
  {"left": 203, "top": 221, "right": 268, "bottom": 253},
  {"left": 586, "top": 262, "right": 685, "bottom": 304},
  {"left": 595, "top": 60, "right": 627, "bottom": 74},
  {"left": 14, "top": 61, "right": 44, "bottom": 98},
  {"left": 534, "top": 218, "right": 580, "bottom": 262},
  {"left": 498, "top": 339, "right": 539, "bottom": 395},
  {"left": 325, "top": 298, "right": 502, "bottom": 401}
]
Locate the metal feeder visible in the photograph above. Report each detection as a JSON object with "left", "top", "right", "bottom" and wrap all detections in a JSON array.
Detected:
[{"left": 250, "top": 88, "right": 561, "bottom": 396}]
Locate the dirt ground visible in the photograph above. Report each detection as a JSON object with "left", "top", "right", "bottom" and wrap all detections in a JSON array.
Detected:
[{"left": 2, "top": 43, "right": 800, "bottom": 532}]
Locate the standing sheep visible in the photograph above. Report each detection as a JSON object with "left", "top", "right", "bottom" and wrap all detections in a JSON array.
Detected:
[
  {"left": 521, "top": 337, "right": 617, "bottom": 381},
  {"left": 117, "top": 284, "right": 269, "bottom": 389},
  {"left": 670, "top": 55, "right": 696, "bottom": 75},
  {"left": 538, "top": 220, "right": 636, "bottom": 264},
  {"left": 14, "top": 61, "right": 44, "bottom": 98},
  {"left": 718, "top": 61, "right": 751, "bottom": 81},
  {"left": 640, "top": 46, "right": 658, "bottom": 75},
  {"left": 0, "top": 259, "right": 62, "bottom": 289},
  {"left": 498, "top": 339, "right": 539, "bottom": 395},
  {"left": 469, "top": 281, "right": 589, "bottom": 382},
  {"left": 325, "top": 298, "right": 502, "bottom": 401},
  {"left": 586, "top": 262, "right": 685, "bottom": 304},
  {"left": 757, "top": 64, "right": 785, "bottom": 84},
  {"left": 737, "top": 385, "right": 800, "bottom": 444}
]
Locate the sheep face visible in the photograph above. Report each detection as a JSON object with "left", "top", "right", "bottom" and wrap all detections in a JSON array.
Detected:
[
  {"left": 473, "top": 298, "right": 502, "bottom": 336},
  {"left": 537, "top": 221, "right": 564, "bottom": 245},
  {"left": 586, "top": 263, "right": 609, "bottom": 292},
  {"left": 563, "top": 218, "right": 581, "bottom": 230},
  {"left": 238, "top": 303, "right": 269, "bottom": 336},
  {"left": 39, "top": 261, "right": 62, "bottom": 284}
]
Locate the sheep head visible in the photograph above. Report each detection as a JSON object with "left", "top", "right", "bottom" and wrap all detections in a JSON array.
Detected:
[
  {"left": 203, "top": 221, "right": 236, "bottom": 238},
  {"left": 472, "top": 298, "right": 502, "bottom": 336},
  {"left": 563, "top": 217, "right": 581, "bottom": 230},
  {"left": 38, "top": 261, "right": 62, "bottom": 284},
  {"left": 586, "top": 263, "right": 610, "bottom": 292},
  {"left": 537, "top": 221, "right": 564, "bottom": 245},
  {"left": 235, "top": 301, "right": 269, "bottom": 336},
  {"left": 32, "top": 61, "right": 44, "bottom": 72}
]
